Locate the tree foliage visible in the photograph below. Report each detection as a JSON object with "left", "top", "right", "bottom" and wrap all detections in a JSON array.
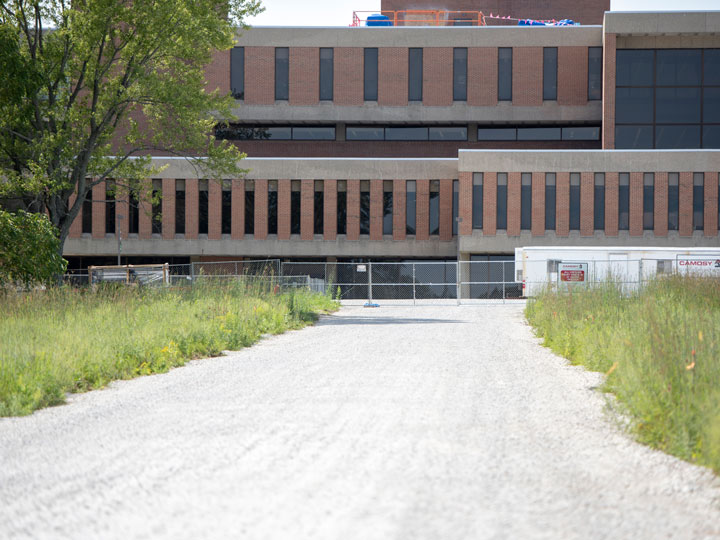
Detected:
[
  {"left": 0, "top": 0, "right": 262, "bottom": 255},
  {"left": 0, "top": 209, "right": 67, "bottom": 285}
]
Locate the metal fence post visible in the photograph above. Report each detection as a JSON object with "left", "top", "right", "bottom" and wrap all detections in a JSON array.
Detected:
[
  {"left": 368, "top": 261, "right": 373, "bottom": 303},
  {"left": 456, "top": 261, "right": 461, "bottom": 305},
  {"left": 412, "top": 263, "right": 416, "bottom": 306},
  {"left": 190, "top": 262, "right": 195, "bottom": 286},
  {"left": 502, "top": 261, "right": 506, "bottom": 304}
]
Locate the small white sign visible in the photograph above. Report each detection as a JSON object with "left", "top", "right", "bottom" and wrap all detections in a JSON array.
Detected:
[
  {"left": 558, "top": 262, "right": 588, "bottom": 289},
  {"left": 677, "top": 256, "right": 720, "bottom": 276},
  {"left": 356, "top": 264, "right": 367, "bottom": 273}
]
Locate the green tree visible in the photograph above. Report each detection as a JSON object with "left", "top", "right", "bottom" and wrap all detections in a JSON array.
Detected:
[
  {"left": 0, "top": 209, "right": 67, "bottom": 285},
  {"left": 0, "top": 0, "right": 262, "bottom": 258}
]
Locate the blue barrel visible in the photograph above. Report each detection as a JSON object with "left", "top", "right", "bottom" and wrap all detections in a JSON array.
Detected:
[{"left": 366, "top": 14, "right": 393, "bottom": 27}]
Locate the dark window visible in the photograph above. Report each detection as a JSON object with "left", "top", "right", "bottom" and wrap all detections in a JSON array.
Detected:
[
  {"left": 545, "top": 173, "right": 556, "bottom": 231},
  {"left": 543, "top": 48, "right": 557, "bottom": 101},
  {"left": 693, "top": 172, "right": 704, "bottom": 231},
  {"left": 517, "top": 127, "right": 561, "bottom": 141},
  {"left": 198, "top": 180, "right": 209, "bottom": 235},
  {"left": 128, "top": 190, "right": 139, "bottom": 234},
  {"left": 291, "top": 180, "right": 301, "bottom": 235},
  {"left": 705, "top": 50, "right": 720, "bottom": 86},
  {"left": 643, "top": 173, "right": 654, "bottom": 230},
  {"left": 656, "top": 49, "right": 701, "bottom": 86},
  {"left": 452, "top": 180, "right": 459, "bottom": 236},
  {"left": 314, "top": 181, "right": 324, "bottom": 235},
  {"left": 569, "top": 173, "right": 581, "bottom": 231},
  {"left": 655, "top": 125, "right": 701, "bottom": 149},
  {"left": 704, "top": 126, "right": 720, "bottom": 149},
  {"left": 385, "top": 127, "right": 428, "bottom": 141},
  {"left": 319, "top": 48, "right": 333, "bottom": 101},
  {"left": 429, "top": 127, "right": 467, "bottom": 141},
  {"left": 616, "top": 88, "right": 654, "bottom": 123},
  {"left": 346, "top": 126, "right": 384, "bottom": 141},
  {"left": 498, "top": 48, "right": 512, "bottom": 101},
  {"left": 562, "top": 127, "right": 600, "bottom": 141},
  {"left": 82, "top": 193, "right": 92, "bottom": 234},
  {"left": 152, "top": 179, "right": 162, "bottom": 234},
  {"left": 718, "top": 173, "right": 720, "bottom": 230},
  {"left": 619, "top": 173, "right": 630, "bottom": 231},
  {"left": 268, "top": 180, "right": 278, "bottom": 235},
  {"left": 429, "top": 180, "right": 440, "bottom": 236},
  {"left": 478, "top": 128, "right": 516, "bottom": 141},
  {"left": 231, "top": 47, "right": 244, "bottom": 99},
  {"left": 244, "top": 180, "right": 254, "bottom": 235},
  {"left": 221, "top": 181, "right": 232, "bottom": 235},
  {"left": 453, "top": 48, "right": 467, "bottom": 101},
  {"left": 275, "top": 48, "right": 289, "bottom": 101},
  {"left": 594, "top": 173, "right": 605, "bottom": 231},
  {"left": 409, "top": 48, "right": 423, "bottom": 101},
  {"left": 106, "top": 182, "right": 115, "bottom": 234},
  {"left": 496, "top": 173, "right": 507, "bottom": 230},
  {"left": 175, "top": 180, "right": 185, "bottom": 235},
  {"left": 364, "top": 48, "right": 378, "bottom": 101},
  {"left": 383, "top": 181, "right": 393, "bottom": 235},
  {"left": 588, "top": 47, "right": 602, "bottom": 101},
  {"left": 616, "top": 49, "right": 654, "bottom": 86},
  {"left": 668, "top": 173, "right": 679, "bottom": 231},
  {"left": 406, "top": 180, "right": 416, "bottom": 235},
  {"left": 292, "top": 126, "right": 335, "bottom": 140},
  {"left": 472, "top": 173, "right": 483, "bottom": 229},
  {"left": 704, "top": 88, "right": 720, "bottom": 123},
  {"left": 656, "top": 88, "right": 700, "bottom": 124},
  {"left": 520, "top": 173, "right": 532, "bottom": 230},
  {"left": 360, "top": 180, "right": 370, "bottom": 235},
  {"left": 615, "top": 126, "right": 654, "bottom": 149},
  {"left": 337, "top": 181, "right": 347, "bottom": 235}
]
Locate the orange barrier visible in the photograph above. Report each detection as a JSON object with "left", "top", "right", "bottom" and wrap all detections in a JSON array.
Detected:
[{"left": 351, "top": 10, "right": 486, "bottom": 27}]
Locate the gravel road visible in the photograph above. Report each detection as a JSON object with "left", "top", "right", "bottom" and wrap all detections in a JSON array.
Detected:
[{"left": 1, "top": 304, "right": 719, "bottom": 540}]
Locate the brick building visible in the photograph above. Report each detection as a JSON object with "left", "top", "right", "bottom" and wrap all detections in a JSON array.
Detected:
[{"left": 65, "top": 6, "right": 720, "bottom": 283}]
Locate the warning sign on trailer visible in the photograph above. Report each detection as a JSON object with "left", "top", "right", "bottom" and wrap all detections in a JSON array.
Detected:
[
  {"left": 677, "top": 256, "right": 720, "bottom": 276},
  {"left": 558, "top": 262, "right": 588, "bottom": 289}
]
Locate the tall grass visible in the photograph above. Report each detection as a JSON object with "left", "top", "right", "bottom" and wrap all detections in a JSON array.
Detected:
[
  {"left": 526, "top": 276, "right": 720, "bottom": 474},
  {"left": 0, "top": 282, "right": 338, "bottom": 416}
]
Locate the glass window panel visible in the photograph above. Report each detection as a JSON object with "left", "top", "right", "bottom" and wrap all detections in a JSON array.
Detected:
[
  {"left": 385, "top": 127, "right": 428, "bottom": 141},
  {"left": 498, "top": 48, "right": 512, "bottom": 101},
  {"left": 268, "top": 181, "right": 278, "bottom": 235},
  {"left": 292, "top": 126, "right": 335, "bottom": 140},
  {"left": 364, "top": 48, "right": 378, "bottom": 101},
  {"left": 704, "top": 50, "right": 720, "bottom": 86},
  {"left": 429, "top": 127, "right": 467, "bottom": 141},
  {"left": 656, "top": 49, "right": 701, "bottom": 86},
  {"left": 517, "top": 127, "right": 561, "bottom": 141},
  {"left": 497, "top": 173, "right": 507, "bottom": 231},
  {"left": 472, "top": 172, "right": 483, "bottom": 230},
  {"left": 221, "top": 188, "right": 232, "bottom": 235},
  {"left": 337, "top": 181, "right": 347, "bottom": 235},
  {"left": 543, "top": 48, "right": 558, "bottom": 101},
  {"left": 656, "top": 88, "right": 700, "bottom": 124},
  {"left": 545, "top": 173, "right": 556, "bottom": 231},
  {"left": 703, "top": 88, "right": 720, "bottom": 123},
  {"left": 703, "top": 126, "right": 720, "bottom": 149},
  {"left": 291, "top": 180, "right": 301, "bottom": 235},
  {"left": 82, "top": 196, "right": 92, "bottom": 234},
  {"left": 588, "top": 47, "right": 602, "bottom": 101},
  {"left": 520, "top": 173, "right": 532, "bottom": 230},
  {"left": 615, "top": 88, "right": 654, "bottom": 124},
  {"left": 314, "top": 180, "right": 324, "bottom": 236},
  {"left": 655, "top": 125, "right": 701, "bottom": 149},
  {"left": 264, "top": 127, "right": 292, "bottom": 140},
  {"left": 594, "top": 173, "right": 605, "bottom": 231},
  {"left": 244, "top": 183, "right": 254, "bottom": 235},
  {"left": 231, "top": 47, "right": 244, "bottom": 100},
  {"left": 569, "top": 173, "right": 580, "bottom": 231},
  {"left": 198, "top": 185, "right": 208, "bottom": 235},
  {"left": 616, "top": 49, "right": 654, "bottom": 87},
  {"left": 562, "top": 127, "right": 600, "bottom": 140},
  {"left": 406, "top": 180, "right": 416, "bottom": 235},
  {"left": 452, "top": 180, "right": 459, "bottom": 236},
  {"left": 477, "top": 128, "right": 516, "bottom": 141},
  {"left": 453, "top": 48, "right": 467, "bottom": 101},
  {"left": 275, "top": 48, "right": 289, "bottom": 101},
  {"left": 693, "top": 172, "right": 704, "bottom": 231},
  {"left": 408, "top": 48, "right": 423, "bottom": 102},
  {"left": 668, "top": 173, "right": 679, "bottom": 231},
  {"left": 619, "top": 173, "right": 630, "bottom": 231},
  {"left": 346, "top": 126, "right": 384, "bottom": 141},
  {"left": 429, "top": 180, "right": 440, "bottom": 236},
  {"left": 175, "top": 181, "right": 185, "bottom": 235},
  {"left": 152, "top": 181, "right": 162, "bottom": 235},
  {"left": 319, "top": 48, "right": 333, "bottom": 101},
  {"left": 615, "top": 126, "right": 653, "bottom": 149},
  {"left": 360, "top": 181, "right": 370, "bottom": 235},
  {"left": 643, "top": 173, "right": 654, "bottom": 230},
  {"left": 383, "top": 181, "right": 393, "bottom": 236}
]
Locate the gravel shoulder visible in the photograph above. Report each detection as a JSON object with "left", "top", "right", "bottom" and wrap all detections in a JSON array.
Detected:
[{"left": 1, "top": 304, "right": 719, "bottom": 540}]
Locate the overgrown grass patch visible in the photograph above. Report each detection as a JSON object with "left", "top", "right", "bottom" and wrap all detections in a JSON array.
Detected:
[
  {"left": 0, "top": 282, "right": 338, "bottom": 416},
  {"left": 526, "top": 276, "right": 720, "bottom": 474}
]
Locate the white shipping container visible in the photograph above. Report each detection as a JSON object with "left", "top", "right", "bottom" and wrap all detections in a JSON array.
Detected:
[{"left": 515, "top": 247, "right": 720, "bottom": 297}]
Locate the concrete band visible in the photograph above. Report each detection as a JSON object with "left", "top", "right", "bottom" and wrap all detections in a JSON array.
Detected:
[
  {"left": 229, "top": 102, "right": 602, "bottom": 124},
  {"left": 235, "top": 26, "right": 603, "bottom": 48},
  {"left": 458, "top": 150, "right": 720, "bottom": 173},
  {"left": 604, "top": 11, "right": 720, "bottom": 35}
]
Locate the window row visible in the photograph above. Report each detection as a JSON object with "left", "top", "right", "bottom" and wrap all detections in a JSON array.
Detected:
[
  {"left": 215, "top": 124, "right": 600, "bottom": 142},
  {"left": 469, "top": 172, "right": 717, "bottom": 233},
  {"left": 230, "top": 46, "right": 603, "bottom": 103}
]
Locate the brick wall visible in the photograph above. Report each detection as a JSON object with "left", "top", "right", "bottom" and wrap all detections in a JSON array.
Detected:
[
  {"left": 92, "top": 182, "right": 106, "bottom": 239},
  {"left": 628, "top": 172, "right": 643, "bottom": 237},
  {"left": 206, "top": 49, "right": 230, "bottom": 94},
  {"left": 512, "top": 47, "right": 542, "bottom": 106},
  {"left": 507, "top": 172, "right": 521, "bottom": 236},
  {"left": 162, "top": 179, "right": 175, "bottom": 239},
  {"left": 301, "top": 179, "right": 314, "bottom": 240},
  {"left": 580, "top": 172, "right": 594, "bottom": 236},
  {"left": 458, "top": 171, "right": 473, "bottom": 236},
  {"left": 604, "top": 173, "right": 618, "bottom": 237},
  {"left": 245, "top": 47, "right": 274, "bottom": 105},
  {"left": 370, "top": 180, "right": 384, "bottom": 240},
  {"left": 334, "top": 48, "right": 364, "bottom": 105},
  {"left": 602, "top": 34, "right": 616, "bottom": 149},
  {"left": 185, "top": 178, "right": 199, "bottom": 240},
  {"left": 378, "top": 48, "right": 408, "bottom": 106},
  {"left": 393, "top": 180, "right": 407, "bottom": 241},
  {"left": 289, "top": 48, "right": 319, "bottom": 105},
  {"left": 208, "top": 180, "right": 222, "bottom": 240},
  {"left": 277, "top": 179, "right": 291, "bottom": 240},
  {"left": 138, "top": 179, "right": 152, "bottom": 240},
  {"left": 483, "top": 172, "right": 497, "bottom": 236},
  {"left": 423, "top": 48, "right": 453, "bottom": 106},
  {"left": 69, "top": 193, "right": 82, "bottom": 238},
  {"left": 323, "top": 179, "right": 337, "bottom": 241},
  {"left": 231, "top": 179, "right": 244, "bottom": 239},
  {"left": 468, "top": 48, "right": 497, "bottom": 106},
  {"left": 706, "top": 172, "right": 719, "bottom": 236},
  {"left": 679, "top": 172, "right": 693, "bottom": 237},
  {"left": 254, "top": 179, "right": 268, "bottom": 239},
  {"left": 558, "top": 47, "right": 588, "bottom": 106},
  {"left": 654, "top": 172, "right": 668, "bottom": 238},
  {"left": 556, "top": 172, "right": 569, "bottom": 237},
  {"left": 439, "top": 179, "right": 453, "bottom": 242},
  {"left": 346, "top": 179, "right": 361, "bottom": 240},
  {"left": 416, "top": 179, "right": 430, "bottom": 240},
  {"left": 531, "top": 172, "right": 544, "bottom": 236}
]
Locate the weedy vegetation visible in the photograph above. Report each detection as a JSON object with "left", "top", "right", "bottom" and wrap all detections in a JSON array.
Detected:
[
  {"left": 526, "top": 276, "right": 720, "bottom": 474},
  {"left": 0, "top": 281, "right": 338, "bottom": 416}
]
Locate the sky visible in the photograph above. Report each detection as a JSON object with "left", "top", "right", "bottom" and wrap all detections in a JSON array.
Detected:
[{"left": 246, "top": 0, "right": 720, "bottom": 26}]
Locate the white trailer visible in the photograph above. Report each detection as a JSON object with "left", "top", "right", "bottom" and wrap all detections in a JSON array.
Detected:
[{"left": 515, "top": 246, "right": 720, "bottom": 297}]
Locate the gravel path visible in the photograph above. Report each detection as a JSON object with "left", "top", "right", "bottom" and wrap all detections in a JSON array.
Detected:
[{"left": 1, "top": 304, "right": 719, "bottom": 540}]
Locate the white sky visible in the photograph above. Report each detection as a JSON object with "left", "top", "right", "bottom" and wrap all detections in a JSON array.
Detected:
[{"left": 246, "top": 0, "right": 720, "bottom": 26}]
